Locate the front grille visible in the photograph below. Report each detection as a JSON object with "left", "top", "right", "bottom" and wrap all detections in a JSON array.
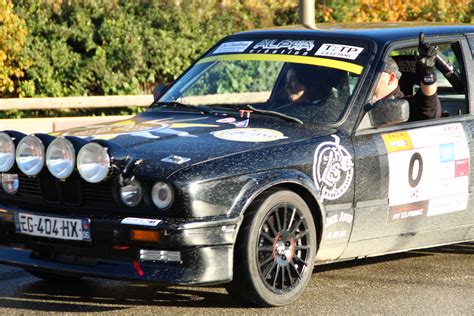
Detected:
[
  {"left": 17, "top": 175, "right": 41, "bottom": 197},
  {"left": 40, "top": 174, "right": 60, "bottom": 203},
  {"left": 83, "top": 182, "right": 114, "bottom": 207},
  {"left": 0, "top": 172, "right": 169, "bottom": 215},
  {"left": 62, "top": 176, "right": 83, "bottom": 205},
  {"left": 0, "top": 173, "right": 146, "bottom": 214},
  {"left": 38, "top": 173, "right": 83, "bottom": 206}
]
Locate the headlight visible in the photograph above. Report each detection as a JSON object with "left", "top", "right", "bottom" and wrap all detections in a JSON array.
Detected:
[
  {"left": 16, "top": 135, "right": 45, "bottom": 176},
  {"left": 151, "top": 181, "right": 174, "bottom": 209},
  {"left": 0, "top": 132, "right": 15, "bottom": 172},
  {"left": 77, "top": 142, "right": 110, "bottom": 183},
  {"left": 46, "top": 138, "right": 75, "bottom": 180},
  {"left": 119, "top": 179, "right": 143, "bottom": 207}
]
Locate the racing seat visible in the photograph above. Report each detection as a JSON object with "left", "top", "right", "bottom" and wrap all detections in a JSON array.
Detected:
[{"left": 391, "top": 55, "right": 418, "bottom": 96}]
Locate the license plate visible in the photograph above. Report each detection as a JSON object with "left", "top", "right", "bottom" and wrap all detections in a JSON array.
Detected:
[{"left": 14, "top": 212, "right": 91, "bottom": 242}]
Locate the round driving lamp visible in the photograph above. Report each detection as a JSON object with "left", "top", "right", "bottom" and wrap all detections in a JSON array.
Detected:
[
  {"left": 0, "top": 132, "right": 15, "bottom": 172},
  {"left": 46, "top": 137, "right": 75, "bottom": 180},
  {"left": 119, "top": 179, "right": 143, "bottom": 207},
  {"left": 151, "top": 181, "right": 174, "bottom": 209},
  {"left": 16, "top": 135, "right": 45, "bottom": 176},
  {"left": 77, "top": 142, "right": 110, "bottom": 183}
]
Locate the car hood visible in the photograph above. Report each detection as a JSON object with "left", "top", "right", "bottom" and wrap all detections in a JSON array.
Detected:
[{"left": 55, "top": 110, "right": 335, "bottom": 178}]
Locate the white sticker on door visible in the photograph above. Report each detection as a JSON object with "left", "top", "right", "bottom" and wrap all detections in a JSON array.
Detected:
[
  {"left": 313, "top": 135, "right": 354, "bottom": 202},
  {"left": 382, "top": 123, "right": 469, "bottom": 223}
]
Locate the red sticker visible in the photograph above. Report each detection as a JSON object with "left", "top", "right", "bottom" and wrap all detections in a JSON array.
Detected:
[
  {"left": 455, "top": 159, "right": 469, "bottom": 177},
  {"left": 387, "top": 201, "right": 428, "bottom": 223}
]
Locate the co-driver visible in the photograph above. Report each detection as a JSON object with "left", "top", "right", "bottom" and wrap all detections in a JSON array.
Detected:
[{"left": 372, "top": 35, "right": 442, "bottom": 121}]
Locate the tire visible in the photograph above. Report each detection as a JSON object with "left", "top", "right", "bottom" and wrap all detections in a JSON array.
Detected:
[
  {"left": 227, "top": 190, "right": 317, "bottom": 307},
  {"left": 26, "top": 269, "right": 83, "bottom": 282}
]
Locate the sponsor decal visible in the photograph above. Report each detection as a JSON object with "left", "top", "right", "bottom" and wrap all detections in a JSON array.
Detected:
[
  {"left": 439, "top": 143, "right": 454, "bottom": 162},
  {"left": 253, "top": 39, "right": 315, "bottom": 52},
  {"left": 211, "top": 128, "right": 287, "bottom": 142},
  {"left": 213, "top": 39, "right": 365, "bottom": 62},
  {"left": 245, "top": 39, "right": 316, "bottom": 56},
  {"left": 216, "top": 117, "right": 236, "bottom": 124},
  {"left": 325, "top": 211, "right": 353, "bottom": 228},
  {"left": 213, "top": 41, "right": 253, "bottom": 54},
  {"left": 314, "top": 44, "right": 364, "bottom": 60},
  {"left": 200, "top": 39, "right": 367, "bottom": 74},
  {"left": 233, "top": 119, "right": 249, "bottom": 128},
  {"left": 161, "top": 154, "right": 191, "bottom": 165},
  {"left": 216, "top": 117, "right": 249, "bottom": 128},
  {"left": 121, "top": 217, "right": 161, "bottom": 227},
  {"left": 388, "top": 201, "right": 428, "bottom": 223},
  {"left": 382, "top": 131, "right": 413, "bottom": 153},
  {"left": 455, "top": 159, "right": 469, "bottom": 177},
  {"left": 313, "top": 135, "right": 354, "bottom": 201},
  {"left": 57, "top": 118, "right": 218, "bottom": 140},
  {"left": 325, "top": 230, "right": 348, "bottom": 239},
  {"left": 384, "top": 123, "right": 469, "bottom": 223}
]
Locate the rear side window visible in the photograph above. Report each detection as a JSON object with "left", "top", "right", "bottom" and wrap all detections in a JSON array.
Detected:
[{"left": 390, "top": 41, "right": 468, "bottom": 117}]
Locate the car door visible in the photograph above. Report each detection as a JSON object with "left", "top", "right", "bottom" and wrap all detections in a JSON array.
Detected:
[{"left": 342, "top": 36, "right": 474, "bottom": 259}]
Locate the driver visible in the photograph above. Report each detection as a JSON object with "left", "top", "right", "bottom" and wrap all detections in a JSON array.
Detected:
[
  {"left": 372, "top": 41, "right": 441, "bottom": 121},
  {"left": 285, "top": 65, "right": 314, "bottom": 102},
  {"left": 284, "top": 64, "right": 332, "bottom": 103}
]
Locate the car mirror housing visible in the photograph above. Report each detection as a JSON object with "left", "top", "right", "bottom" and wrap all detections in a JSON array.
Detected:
[{"left": 368, "top": 98, "right": 410, "bottom": 127}]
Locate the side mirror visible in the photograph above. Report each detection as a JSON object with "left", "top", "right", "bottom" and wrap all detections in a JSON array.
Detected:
[
  {"left": 153, "top": 84, "right": 168, "bottom": 101},
  {"left": 368, "top": 98, "right": 409, "bottom": 127}
]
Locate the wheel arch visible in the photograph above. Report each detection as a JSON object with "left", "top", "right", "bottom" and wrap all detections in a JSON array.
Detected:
[{"left": 232, "top": 170, "right": 324, "bottom": 250}]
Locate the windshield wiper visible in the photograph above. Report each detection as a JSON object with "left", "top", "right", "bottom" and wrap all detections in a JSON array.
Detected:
[
  {"left": 242, "top": 105, "right": 303, "bottom": 125},
  {"left": 151, "top": 101, "right": 213, "bottom": 115}
]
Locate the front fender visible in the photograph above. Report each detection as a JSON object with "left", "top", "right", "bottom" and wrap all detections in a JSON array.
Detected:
[
  {"left": 228, "top": 169, "right": 324, "bottom": 218},
  {"left": 173, "top": 168, "right": 325, "bottom": 222}
]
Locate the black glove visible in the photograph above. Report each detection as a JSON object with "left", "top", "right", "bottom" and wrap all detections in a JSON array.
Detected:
[{"left": 417, "top": 32, "right": 437, "bottom": 86}]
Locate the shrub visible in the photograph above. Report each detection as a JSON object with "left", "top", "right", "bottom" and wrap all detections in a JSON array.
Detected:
[
  {"left": 0, "top": 0, "right": 29, "bottom": 97},
  {"left": 5, "top": 0, "right": 473, "bottom": 101},
  {"left": 12, "top": 0, "right": 275, "bottom": 98}
]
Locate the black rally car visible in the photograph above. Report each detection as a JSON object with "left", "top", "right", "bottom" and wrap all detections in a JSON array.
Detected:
[{"left": 0, "top": 23, "right": 474, "bottom": 306}]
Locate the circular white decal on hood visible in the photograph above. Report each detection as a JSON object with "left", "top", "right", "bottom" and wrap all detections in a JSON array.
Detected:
[
  {"left": 211, "top": 128, "right": 287, "bottom": 142},
  {"left": 313, "top": 135, "right": 354, "bottom": 201}
]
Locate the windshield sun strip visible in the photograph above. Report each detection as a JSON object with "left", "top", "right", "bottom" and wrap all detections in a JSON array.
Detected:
[{"left": 197, "top": 54, "right": 363, "bottom": 75}]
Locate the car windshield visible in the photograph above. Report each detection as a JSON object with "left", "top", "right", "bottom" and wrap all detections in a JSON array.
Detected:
[{"left": 159, "top": 37, "right": 371, "bottom": 123}]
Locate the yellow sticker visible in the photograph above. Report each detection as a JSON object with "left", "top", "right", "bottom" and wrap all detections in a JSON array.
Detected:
[
  {"left": 382, "top": 131, "right": 413, "bottom": 153},
  {"left": 197, "top": 54, "right": 363, "bottom": 75}
]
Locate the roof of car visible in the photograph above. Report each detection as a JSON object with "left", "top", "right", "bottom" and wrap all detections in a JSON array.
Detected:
[{"left": 234, "top": 22, "right": 474, "bottom": 45}]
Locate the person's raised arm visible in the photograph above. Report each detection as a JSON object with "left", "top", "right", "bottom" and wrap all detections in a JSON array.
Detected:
[{"left": 417, "top": 33, "right": 438, "bottom": 97}]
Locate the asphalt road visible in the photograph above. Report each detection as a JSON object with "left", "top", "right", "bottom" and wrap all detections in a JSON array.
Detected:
[{"left": 0, "top": 243, "right": 472, "bottom": 314}]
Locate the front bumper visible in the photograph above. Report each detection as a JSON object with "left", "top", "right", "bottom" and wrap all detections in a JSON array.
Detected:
[{"left": 0, "top": 203, "right": 242, "bottom": 285}]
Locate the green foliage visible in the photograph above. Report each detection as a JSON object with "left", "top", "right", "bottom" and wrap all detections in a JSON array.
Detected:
[
  {"left": 0, "top": 0, "right": 30, "bottom": 97},
  {"left": 11, "top": 0, "right": 267, "bottom": 98},
  {"left": 4, "top": 0, "right": 473, "bottom": 103}
]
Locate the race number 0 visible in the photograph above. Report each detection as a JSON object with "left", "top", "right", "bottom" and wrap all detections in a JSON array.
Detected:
[{"left": 408, "top": 152, "right": 423, "bottom": 188}]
